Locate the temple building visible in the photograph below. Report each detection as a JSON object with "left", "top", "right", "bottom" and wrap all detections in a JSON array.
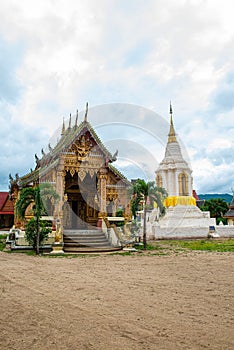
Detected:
[{"left": 9, "top": 104, "right": 131, "bottom": 252}]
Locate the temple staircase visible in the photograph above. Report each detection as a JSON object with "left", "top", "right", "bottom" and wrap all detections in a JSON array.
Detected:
[{"left": 63, "top": 229, "right": 122, "bottom": 253}]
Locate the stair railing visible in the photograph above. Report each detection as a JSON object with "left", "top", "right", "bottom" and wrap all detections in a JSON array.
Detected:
[{"left": 102, "top": 217, "right": 122, "bottom": 247}]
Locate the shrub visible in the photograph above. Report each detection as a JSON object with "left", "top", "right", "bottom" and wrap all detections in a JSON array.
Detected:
[{"left": 25, "top": 218, "right": 52, "bottom": 250}]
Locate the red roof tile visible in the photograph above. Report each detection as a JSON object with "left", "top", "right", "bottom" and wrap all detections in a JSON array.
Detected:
[
  {"left": 0, "top": 192, "right": 8, "bottom": 210},
  {"left": 0, "top": 192, "right": 14, "bottom": 214}
]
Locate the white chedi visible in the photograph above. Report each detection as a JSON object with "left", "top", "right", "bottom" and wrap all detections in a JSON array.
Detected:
[{"left": 155, "top": 104, "right": 193, "bottom": 198}]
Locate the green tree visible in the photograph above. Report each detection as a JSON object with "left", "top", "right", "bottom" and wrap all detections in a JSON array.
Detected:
[
  {"left": 16, "top": 183, "right": 59, "bottom": 254},
  {"left": 130, "top": 179, "right": 167, "bottom": 249},
  {"left": 200, "top": 198, "right": 229, "bottom": 224},
  {"left": 25, "top": 218, "right": 52, "bottom": 250}
]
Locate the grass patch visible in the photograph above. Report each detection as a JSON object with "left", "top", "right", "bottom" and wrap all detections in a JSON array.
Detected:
[
  {"left": 0, "top": 234, "right": 7, "bottom": 251},
  {"left": 6, "top": 249, "right": 36, "bottom": 255},
  {"left": 24, "top": 250, "right": 36, "bottom": 256},
  {"left": 135, "top": 243, "right": 164, "bottom": 251},
  {"left": 158, "top": 239, "right": 234, "bottom": 252}
]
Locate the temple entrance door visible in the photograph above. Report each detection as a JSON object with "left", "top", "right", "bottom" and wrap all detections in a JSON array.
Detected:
[
  {"left": 71, "top": 198, "right": 87, "bottom": 229},
  {"left": 71, "top": 201, "right": 78, "bottom": 229},
  {"left": 77, "top": 195, "right": 87, "bottom": 229},
  {"left": 64, "top": 171, "right": 98, "bottom": 229}
]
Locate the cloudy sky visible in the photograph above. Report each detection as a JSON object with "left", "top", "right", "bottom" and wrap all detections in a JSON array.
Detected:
[{"left": 0, "top": 0, "right": 233, "bottom": 194}]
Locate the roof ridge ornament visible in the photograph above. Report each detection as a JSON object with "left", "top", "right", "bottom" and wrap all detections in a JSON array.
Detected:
[
  {"left": 84, "top": 102, "right": 88, "bottom": 122},
  {"left": 112, "top": 149, "right": 118, "bottom": 161},
  {"left": 61, "top": 117, "right": 65, "bottom": 136},
  {"left": 35, "top": 154, "right": 40, "bottom": 167},
  {"left": 68, "top": 113, "right": 72, "bottom": 129},
  {"left": 75, "top": 109, "right": 78, "bottom": 128}
]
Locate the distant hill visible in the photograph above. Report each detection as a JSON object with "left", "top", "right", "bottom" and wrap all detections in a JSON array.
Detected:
[{"left": 198, "top": 193, "right": 232, "bottom": 203}]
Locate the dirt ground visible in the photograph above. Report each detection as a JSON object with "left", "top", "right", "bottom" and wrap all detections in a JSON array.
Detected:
[{"left": 0, "top": 250, "right": 233, "bottom": 350}]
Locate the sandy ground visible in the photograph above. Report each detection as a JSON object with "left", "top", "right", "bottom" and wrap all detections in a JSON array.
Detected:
[{"left": 0, "top": 250, "right": 233, "bottom": 350}]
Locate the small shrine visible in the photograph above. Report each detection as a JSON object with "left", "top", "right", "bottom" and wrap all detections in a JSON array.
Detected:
[{"left": 224, "top": 192, "right": 234, "bottom": 225}]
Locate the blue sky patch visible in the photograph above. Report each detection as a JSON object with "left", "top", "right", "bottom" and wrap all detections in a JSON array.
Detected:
[
  {"left": 123, "top": 41, "right": 151, "bottom": 67},
  {"left": 0, "top": 37, "right": 25, "bottom": 103}
]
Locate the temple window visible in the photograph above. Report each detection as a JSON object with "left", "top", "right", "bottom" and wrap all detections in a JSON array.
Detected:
[
  {"left": 178, "top": 173, "right": 188, "bottom": 196},
  {"left": 156, "top": 174, "right": 163, "bottom": 188}
]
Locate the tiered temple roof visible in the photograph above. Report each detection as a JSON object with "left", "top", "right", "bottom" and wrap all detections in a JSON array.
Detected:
[{"left": 19, "top": 103, "right": 129, "bottom": 188}]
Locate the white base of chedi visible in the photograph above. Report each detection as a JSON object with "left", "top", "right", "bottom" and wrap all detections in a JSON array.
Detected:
[{"left": 152, "top": 205, "right": 216, "bottom": 239}]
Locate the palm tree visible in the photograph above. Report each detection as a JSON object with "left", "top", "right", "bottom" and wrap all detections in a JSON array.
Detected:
[
  {"left": 130, "top": 179, "right": 167, "bottom": 249},
  {"left": 16, "top": 183, "right": 59, "bottom": 254}
]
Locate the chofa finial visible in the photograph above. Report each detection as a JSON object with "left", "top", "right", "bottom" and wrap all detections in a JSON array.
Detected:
[
  {"left": 84, "top": 102, "right": 88, "bottom": 122},
  {"left": 68, "top": 113, "right": 72, "bottom": 129},
  {"left": 75, "top": 109, "right": 78, "bottom": 128},
  {"left": 35, "top": 154, "right": 40, "bottom": 167},
  {"left": 61, "top": 117, "right": 65, "bottom": 136}
]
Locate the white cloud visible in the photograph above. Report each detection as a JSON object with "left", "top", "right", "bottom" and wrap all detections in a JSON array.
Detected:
[{"left": 208, "top": 139, "right": 232, "bottom": 152}]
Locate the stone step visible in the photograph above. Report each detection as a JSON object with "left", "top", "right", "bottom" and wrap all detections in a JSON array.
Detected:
[
  {"left": 63, "top": 246, "right": 122, "bottom": 253},
  {"left": 64, "top": 230, "right": 101, "bottom": 235},
  {"left": 64, "top": 238, "right": 110, "bottom": 246},
  {"left": 63, "top": 229, "right": 115, "bottom": 252},
  {"left": 64, "top": 236, "right": 108, "bottom": 241},
  {"left": 64, "top": 234, "right": 107, "bottom": 239},
  {"left": 64, "top": 242, "right": 111, "bottom": 247},
  {"left": 64, "top": 233, "right": 108, "bottom": 242},
  {"left": 64, "top": 239, "right": 109, "bottom": 245}
]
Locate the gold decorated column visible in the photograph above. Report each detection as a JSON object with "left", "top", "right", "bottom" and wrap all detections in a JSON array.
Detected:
[
  {"left": 55, "top": 156, "right": 65, "bottom": 236},
  {"left": 51, "top": 157, "right": 65, "bottom": 252},
  {"left": 98, "top": 168, "right": 108, "bottom": 217}
]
